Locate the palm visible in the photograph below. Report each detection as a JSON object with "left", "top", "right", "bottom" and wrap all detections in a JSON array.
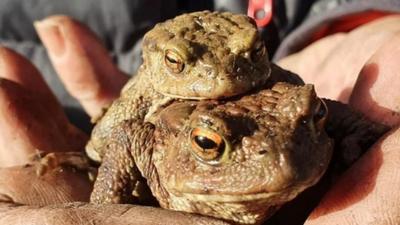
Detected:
[{"left": 0, "top": 15, "right": 400, "bottom": 225}]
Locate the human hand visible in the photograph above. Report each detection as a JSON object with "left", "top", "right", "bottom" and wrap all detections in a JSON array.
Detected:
[
  {"left": 278, "top": 15, "right": 400, "bottom": 225},
  {"left": 0, "top": 16, "right": 228, "bottom": 225},
  {"left": 1, "top": 13, "right": 399, "bottom": 225}
]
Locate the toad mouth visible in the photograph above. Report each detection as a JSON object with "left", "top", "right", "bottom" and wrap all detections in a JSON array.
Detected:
[
  {"left": 173, "top": 186, "right": 308, "bottom": 203},
  {"left": 169, "top": 175, "right": 321, "bottom": 203},
  {"left": 158, "top": 68, "right": 271, "bottom": 100}
]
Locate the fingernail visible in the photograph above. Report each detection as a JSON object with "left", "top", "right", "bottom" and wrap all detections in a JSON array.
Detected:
[
  {"left": 0, "top": 47, "right": 11, "bottom": 75},
  {"left": 34, "top": 19, "right": 66, "bottom": 57}
]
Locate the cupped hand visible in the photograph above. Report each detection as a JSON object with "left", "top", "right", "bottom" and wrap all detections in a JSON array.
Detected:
[
  {"left": 0, "top": 16, "right": 228, "bottom": 225},
  {"left": 278, "top": 15, "right": 400, "bottom": 225},
  {"left": 1, "top": 14, "right": 399, "bottom": 225}
]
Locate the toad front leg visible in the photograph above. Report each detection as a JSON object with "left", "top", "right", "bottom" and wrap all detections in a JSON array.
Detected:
[
  {"left": 90, "top": 121, "right": 155, "bottom": 204},
  {"left": 324, "top": 99, "right": 390, "bottom": 170}
]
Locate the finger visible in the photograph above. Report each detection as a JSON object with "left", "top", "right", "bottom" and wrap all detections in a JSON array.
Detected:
[
  {"left": 305, "top": 127, "right": 400, "bottom": 225},
  {"left": 0, "top": 203, "right": 230, "bottom": 225},
  {"left": 0, "top": 157, "right": 228, "bottom": 225},
  {"left": 0, "top": 47, "right": 54, "bottom": 96},
  {"left": 350, "top": 32, "right": 400, "bottom": 127},
  {"left": 0, "top": 79, "right": 87, "bottom": 167},
  {"left": 277, "top": 33, "right": 347, "bottom": 83},
  {"left": 314, "top": 15, "right": 400, "bottom": 102},
  {"left": 0, "top": 47, "right": 66, "bottom": 121},
  {"left": 34, "top": 15, "right": 129, "bottom": 118},
  {"left": 279, "top": 15, "right": 400, "bottom": 102}
]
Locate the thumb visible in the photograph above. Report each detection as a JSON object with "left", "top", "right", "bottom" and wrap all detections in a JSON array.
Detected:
[
  {"left": 0, "top": 202, "right": 230, "bottom": 225},
  {"left": 350, "top": 32, "right": 400, "bottom": 127},
  {"left": 305, "top": 126, "right": 400, "bottom": 224}
]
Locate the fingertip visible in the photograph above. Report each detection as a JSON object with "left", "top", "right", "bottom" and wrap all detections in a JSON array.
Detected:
[
  {"left": 0, "top": 79, "right": 87, "bottom": 167},
  {"left": 34, "top": 18, "right": 66, "bottom": 57},
  {"left": 35, "top": 15, "right": 92, "bottom": 59},
  {"left": 0, "top": 46, "right": 54, "bottom": 96},
  {"left": 0, "top": 46, "right": 70, "bottom": 127},
  {"left": 35, "top": 15, "right": 128, "bottom": 118},
  {"left": 350, "top": 32, "right": 400, "bottom": 127}
]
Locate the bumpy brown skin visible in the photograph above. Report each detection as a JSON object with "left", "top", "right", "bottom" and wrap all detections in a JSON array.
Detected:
[
  {"left": 91, "top": 83, "right": 334, "bottom": 224},
  {"left": 86, "top": 11, "right": 273, "bottom": 162},
  {"left": 88, "top": 11, "right": 389, "bottom": 225}
]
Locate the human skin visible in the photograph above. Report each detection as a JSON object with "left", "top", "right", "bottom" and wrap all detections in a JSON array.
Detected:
[{"left": 0, "top": 15, "right": 399, "bottom": 225}]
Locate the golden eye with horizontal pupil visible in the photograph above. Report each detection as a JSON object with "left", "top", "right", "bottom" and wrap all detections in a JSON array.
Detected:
[
  {"left": 251, "top": 41, "right": 266, "bottom": 62},
  {"left": 190, "top": 128, "right": 227, "bottom": 163},
  {"left": 313, "top": 99, "right": 328, "bottom": 129},
  {"left": 164, "top": 49, "right": 185, "bottom": 73}
]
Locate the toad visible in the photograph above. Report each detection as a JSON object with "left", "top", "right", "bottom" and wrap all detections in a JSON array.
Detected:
[
  {"left": 90, "top": 82, "right": 387, "bottom": 224},
  {"left": 86, "top": 11, "right": 389, "bottom": 224},
  {"left": 86, "top": 11, "right": 276, "bottom": 162}
]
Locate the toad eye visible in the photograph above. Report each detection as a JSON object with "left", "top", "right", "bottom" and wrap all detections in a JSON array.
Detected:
[
  {"left": 314, "top": 99, "right": 328, "bottom": 129},
  {"left": 164, "top": 49, "right": 185, "bottom": 73},
  {"left": 190, "top": 128, "right": 228, "bottom": 164},
  {"left": 251, "top": 41, "right": 266, "bottom": 62}
]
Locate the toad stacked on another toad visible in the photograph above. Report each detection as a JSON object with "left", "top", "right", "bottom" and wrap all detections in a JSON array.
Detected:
[
  {"left": 86, "top": 11, "right": 388, "bottom": 225},
  {"left": 86, "top": 11, "right": 278, "bottom": 162}
]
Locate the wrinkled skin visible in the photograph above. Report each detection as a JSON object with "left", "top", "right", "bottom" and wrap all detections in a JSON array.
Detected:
[
  {"left": 86, "top": 11, "right": 272, "bottom": 161},
  {"left": 91, "top": 83, "right": 333, "bottom": 224},
  {"left": 1, "top": 13, "right": 400, "bottom": 225},
  {"left": 90, "top": 77, "right": 388, "bottom": 224},
  {"left": 88, "top": 11, "right": 389, "bottom": 225}
]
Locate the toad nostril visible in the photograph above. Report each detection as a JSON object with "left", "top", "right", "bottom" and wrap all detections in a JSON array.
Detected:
[
  {"left": 199, "top": 60, "right": 217, "bottom": 78},
  {"left": 205, "top": 68, "right": 216, "bottom": 78},
  {"left": 258, "top": 149, "right": 268, "bottom": 155}
]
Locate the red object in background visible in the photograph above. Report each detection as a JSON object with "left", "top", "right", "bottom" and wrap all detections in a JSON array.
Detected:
[
  {"left": 247, "top": 0, "right": 273, "bottom": 28},
  {"left": 312, "top": 11, "right": 394, "bottom": 41}
]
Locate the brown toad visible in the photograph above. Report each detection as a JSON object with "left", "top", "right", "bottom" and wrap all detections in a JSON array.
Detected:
[
  {"left": 90, "top": 83, "right": 333, "bottom": 224},
  {"left": 87, "top": 11, "right": 388, "bottom": 225},
  {"left": 86, "top": 11, "right": 275, "bottom": 162}
]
